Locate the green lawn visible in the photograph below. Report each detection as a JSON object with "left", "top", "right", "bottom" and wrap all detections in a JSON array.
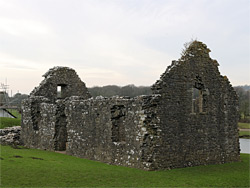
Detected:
[
  {"left": 238, "top": 122, "right": 250, "bottom": 129},
  {"left": 0, "top": 145, "right": 249, "bottom": 187},
  {"left": 7, "top": 109, "right": 22, "bottom": 119},
  {"left": 238, "top": 122, "right": 250, "bottom": 138},
  {"left": 0, "top": 117, "right": 21, "bottom": 129},
  {"left": 0, "top": 109, "right": 21, "bottom": 129},
  {"left": 240, "top": 131, "right": 250, "bottom": 136}
]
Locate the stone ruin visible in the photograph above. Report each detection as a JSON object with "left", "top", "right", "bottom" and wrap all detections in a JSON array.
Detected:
[
  {"left": 21, "top": 41, "right": 240, "bottom": 170},
  {"left": 0, "top": 126, "right": 21, "bottom": 146}
]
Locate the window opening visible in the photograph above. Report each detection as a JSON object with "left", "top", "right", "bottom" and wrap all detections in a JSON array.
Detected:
[
  {"left": 31, "top": 103, "right": 41, "bottom": 130},
  {"left": 57, "top": 84, "right": 67, "bottom": 99},
  {"left": 192, "top": 88, "right": 203, "bottom": 113},
  {"left": 57, "top": 86, "right": 62, "bottom": 98},
  {"left": 111, "top": 105, "right": 125, "bottom": 142},
  {"left": 54, "top": 114, "right": 67, "bottom": 151}
]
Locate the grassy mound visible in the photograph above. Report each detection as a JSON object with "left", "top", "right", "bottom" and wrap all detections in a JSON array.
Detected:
[{"left": 0, "top": 145, "right": 249, "bottom": 187}]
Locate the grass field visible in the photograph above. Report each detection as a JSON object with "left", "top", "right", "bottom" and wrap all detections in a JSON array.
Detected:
[
  {"left": 0, "top": 145, "right": 249, "bottom": 187},
  {"left": 7, "top": 109, "right": 22, "bottom": 119},
  {"left": 238, "top": 122, "right": 250, "bottom": 129},
  {"left": 240, "top": 131, "right": 250, "bottom": 137},
  {"left": 0, "top": 109, "right": 21, "bottom": 129},
  {"left": 0, "top": 117, "right": 21, "bottom": 129},
  {"left": 238, "top": 122, "right": 250, "bottom": 138}
]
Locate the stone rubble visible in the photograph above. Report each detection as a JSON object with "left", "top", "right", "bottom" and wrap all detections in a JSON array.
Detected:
[{"left": 0, "top": 126, "right": 21, "bottom": 146}]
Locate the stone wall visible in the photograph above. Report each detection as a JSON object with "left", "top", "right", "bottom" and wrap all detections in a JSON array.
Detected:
[
  {"left": 21, "top": 67, "right": 91, "bottom": 151},
  {"left": 0, "top": 126, "right": 21, "bottom": 146},
  {"left": 151, "top": 41, "right": 240, "bottom": 169},
  {"left": 31, "top": 67, "right": 90, "bottom": 103},
  {"left": 21, "top": 41, "right": 240, "bottom": 170},
  {"left": 21, "top": 96, "right": 56, "bottom": 150},
  {"left": 65, "top": 95, "right": 161, "bottom": 170}
]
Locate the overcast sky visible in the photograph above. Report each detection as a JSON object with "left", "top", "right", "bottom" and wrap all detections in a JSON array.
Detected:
[{"left": 0, "top": 0, "right": 249, "bottom": 95}]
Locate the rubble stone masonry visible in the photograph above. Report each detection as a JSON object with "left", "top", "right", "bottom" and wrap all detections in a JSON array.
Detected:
[{"left": 21, "top": 41, "right": 240, "bottom": 170}]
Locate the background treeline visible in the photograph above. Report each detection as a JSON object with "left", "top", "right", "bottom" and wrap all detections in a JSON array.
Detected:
[
  {"left": 234, "top": 86, "right": 250, "bottom": 122},
  {"left": 4, "top": 85, "right": 250, "bottom": 122},
  {"left": 88, "top": 85, "right": 249, "bottom": 122},
  {"left": 88, "top": 84, "right": 152, "bottom": 98}
]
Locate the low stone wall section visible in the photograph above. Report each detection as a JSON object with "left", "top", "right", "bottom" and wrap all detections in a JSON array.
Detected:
[
  {"left": 65, "top": 95, "right": 161, "bottom": 170},
  {"left": 21, "top": 96, "right": 57, "bottom": 150},
  {"left": 0, "top": 126, "right": 21, "bottom": 146}
]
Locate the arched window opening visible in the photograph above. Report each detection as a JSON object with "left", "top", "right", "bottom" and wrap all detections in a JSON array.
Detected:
[
  {"left": 192, "top": 87, "right": 206, "bottom": 114},
  {"left": 111, "top": 105, "right": 125, "bottom": 142}
]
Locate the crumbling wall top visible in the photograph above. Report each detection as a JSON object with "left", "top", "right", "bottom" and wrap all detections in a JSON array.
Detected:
[
  {"left": 152, "top": 40, "right": 222, "bottom": 93},
  {"left": 30, "top": 66, "right": 91, "bottom": 102},
  {"left": 42, "top": 66, "right": 75, "bottom": 78}
]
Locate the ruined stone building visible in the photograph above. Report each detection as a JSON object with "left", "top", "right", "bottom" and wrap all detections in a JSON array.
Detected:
[{"left": 21, "top": 41, "right": 240, "bottom": 170}]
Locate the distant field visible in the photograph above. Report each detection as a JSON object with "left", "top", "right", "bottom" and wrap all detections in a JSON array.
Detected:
[
  {"left": 0, "top": 145, "right": 249, "bottom": 187},
  {"left": 239, "top": 131, "right": 250, "bottom": 137},
  {"left": 238, "top": 122, "right": 250, "bottom": 138},
  {"left": 238, "top": 122, "right": 250, "bottom": 129}
]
